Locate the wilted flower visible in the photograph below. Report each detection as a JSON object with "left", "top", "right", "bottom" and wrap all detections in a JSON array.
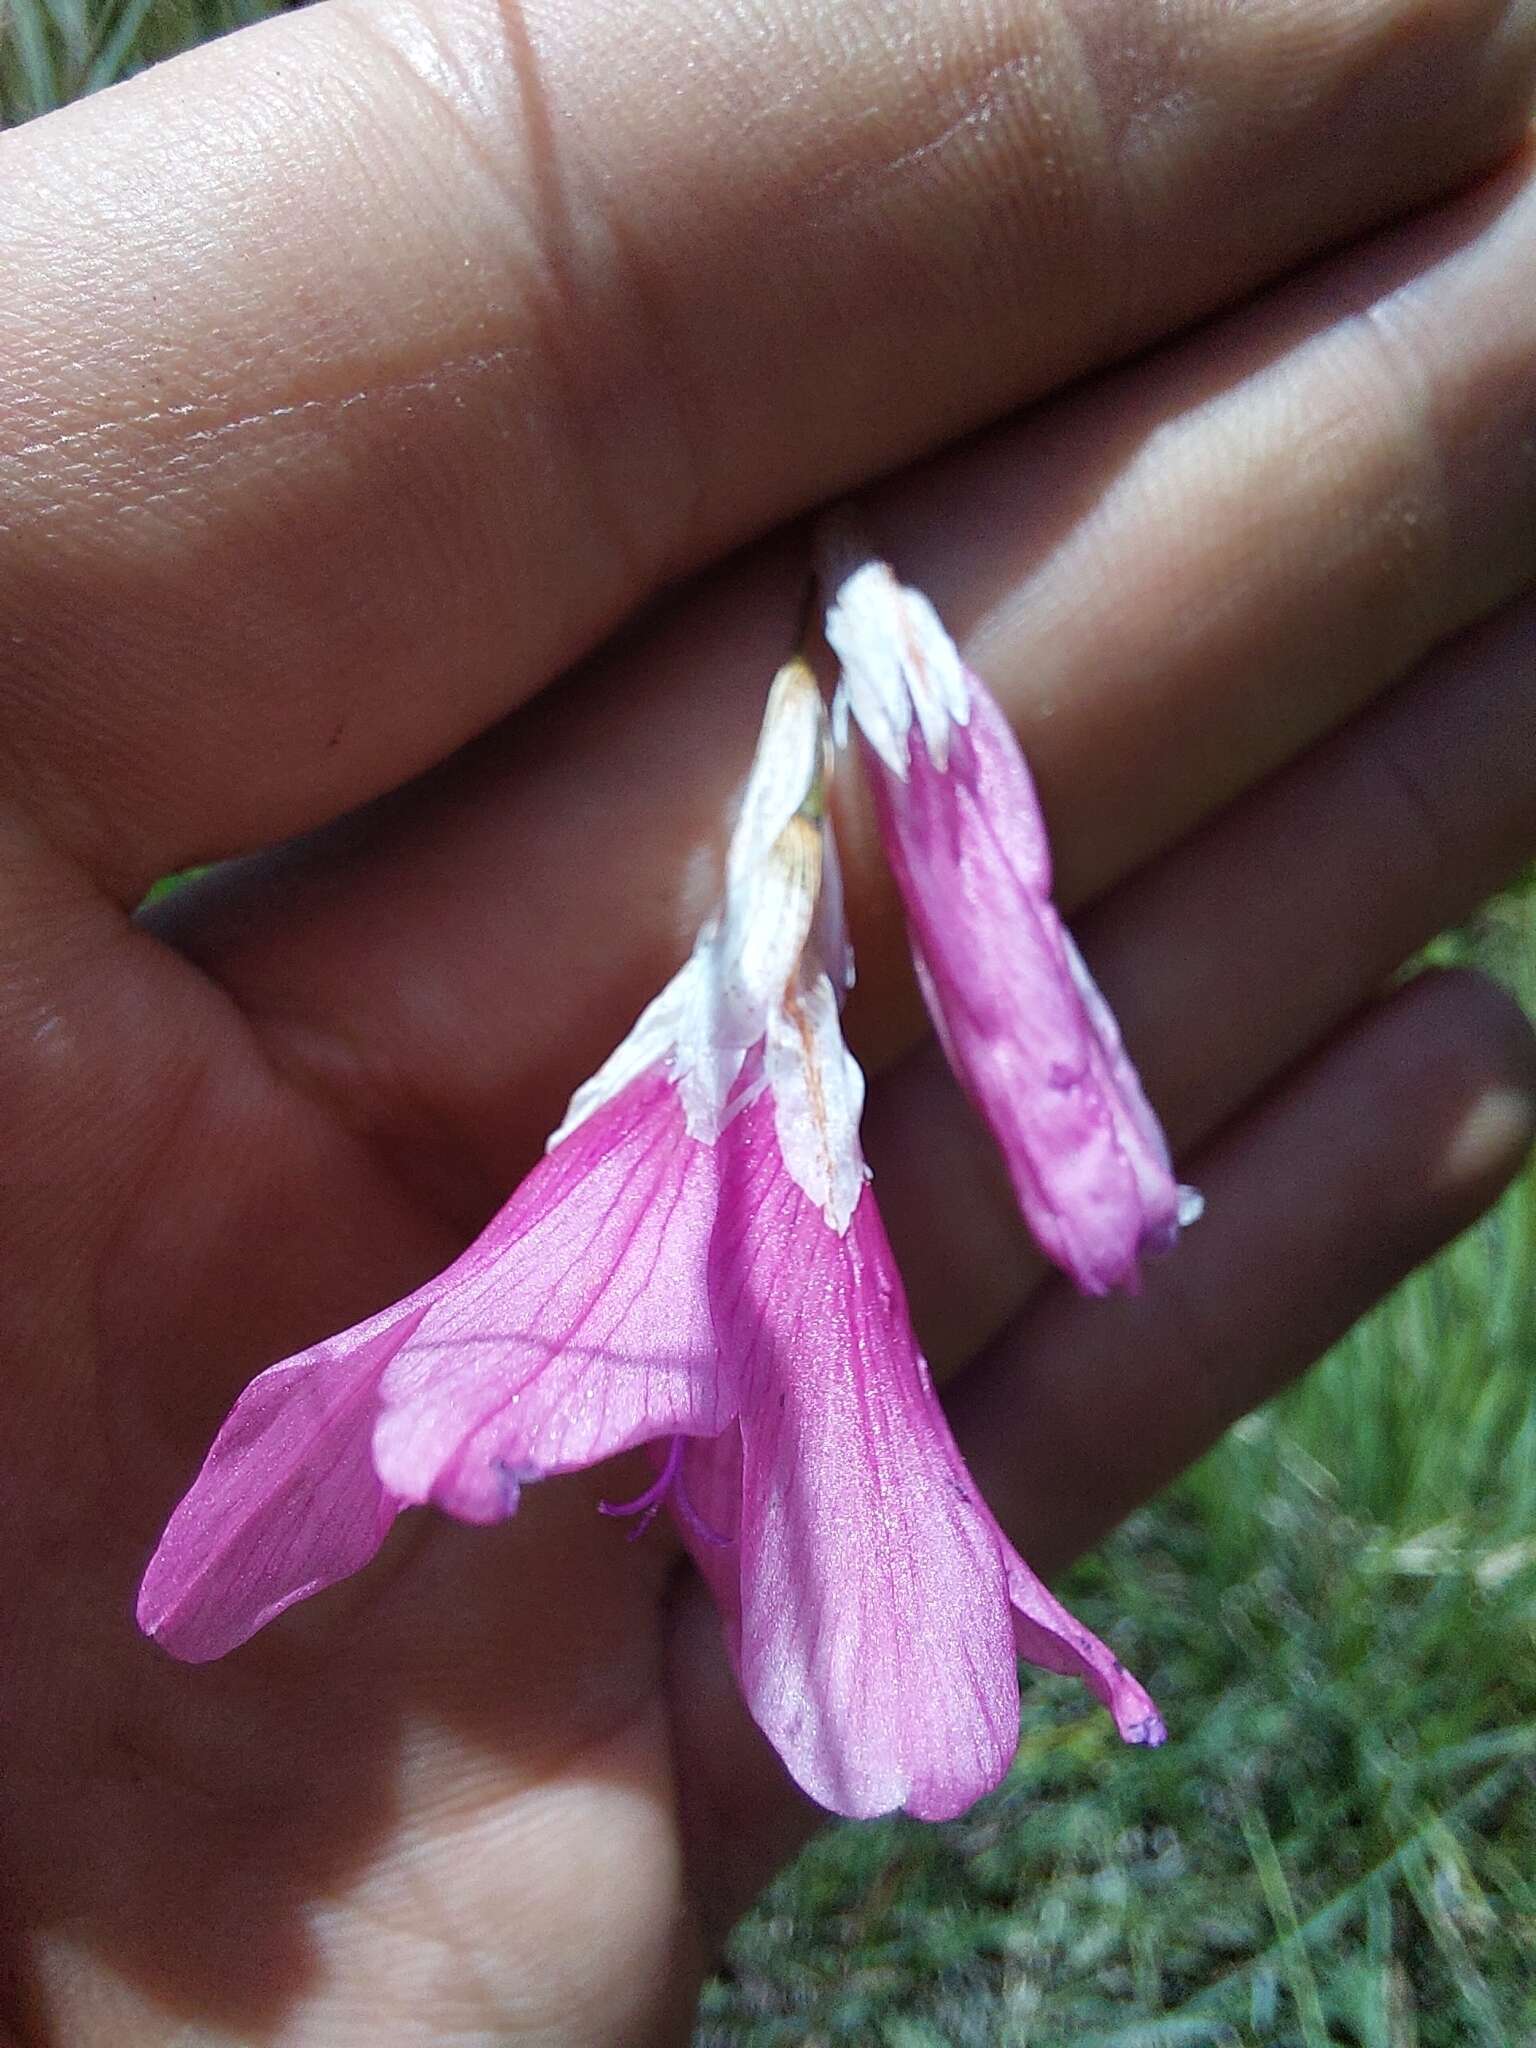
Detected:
[
  {"left": 820, "top": 526, "right": 1200, "bottom": 1296},
  {"left": 139, "top": 652, "right": 1163, "bottom": 1820}
]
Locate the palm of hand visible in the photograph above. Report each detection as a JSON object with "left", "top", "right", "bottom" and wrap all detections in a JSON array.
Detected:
[
  {"left": 0, "top": 911, "right": 723, "bottom": 2039},
  {"left": 5, "top": 0, "right": 1536, "bottom": 2040}
]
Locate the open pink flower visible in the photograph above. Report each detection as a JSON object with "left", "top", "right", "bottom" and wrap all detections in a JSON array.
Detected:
[
  {"left": 138, "top": 656, "right": 1163, "bottom": 1819},
  {"left": 821, "top": 531, "right": 1201, "bottom": 1296}
]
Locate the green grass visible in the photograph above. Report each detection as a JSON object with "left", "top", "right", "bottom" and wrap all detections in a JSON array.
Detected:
[
  {"left": 9, "top": 8, "right": 1536, "bottom": 2039},
  {"left": 0, "top": 0, "right": 279, "bottom": 124}
]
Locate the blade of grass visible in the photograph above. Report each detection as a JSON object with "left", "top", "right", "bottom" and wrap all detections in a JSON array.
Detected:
[
  {"left": 84, "top": 0, "right": 157, "bottom": 90},
  {"left": 5, "top": 0, "right": 61, "bottom": 114},
  {"left": 1238, "top": 1805, "right": 1332, "bottom": 2048}
]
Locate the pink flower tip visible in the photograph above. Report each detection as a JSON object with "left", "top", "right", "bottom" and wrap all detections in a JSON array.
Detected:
[{"left": 1126, "top": 1711, "right": 1169, "bottom": 1748}]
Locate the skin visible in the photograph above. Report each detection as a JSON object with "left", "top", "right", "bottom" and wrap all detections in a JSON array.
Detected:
[{"left": 1, "top": 0, "right": 1535, "bottom": 2038}]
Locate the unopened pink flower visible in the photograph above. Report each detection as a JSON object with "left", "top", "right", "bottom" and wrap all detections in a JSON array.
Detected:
[
  {"left": 138, "top": 657, "right": 1163, "bottom": 1820},
  {"left": 820, "top": 529, "right": 1200, "bottom": 1296}
]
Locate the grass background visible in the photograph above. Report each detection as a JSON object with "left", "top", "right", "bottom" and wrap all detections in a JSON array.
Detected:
[{"left": 6, "top": 10, "right": 1534, "bottom": 2041}]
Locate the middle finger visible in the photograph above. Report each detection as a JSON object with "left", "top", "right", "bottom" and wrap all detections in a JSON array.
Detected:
[{"left": 162, "top": 152, "right": 1536, "bottom": 1204}]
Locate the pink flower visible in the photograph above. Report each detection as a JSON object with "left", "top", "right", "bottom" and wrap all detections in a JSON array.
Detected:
[
  {"left": 820, "top": 531, "right": 1201, "bottom": 1296},
  {"left": 136, "top": 1065, "right": 728, "bottom": 1660},
  {"left": 688, "top": 1086, "right": 1162, "bottom": 1820},
  {"left": 138, "top": 657, "right": 1163, "bottom": 1820}
]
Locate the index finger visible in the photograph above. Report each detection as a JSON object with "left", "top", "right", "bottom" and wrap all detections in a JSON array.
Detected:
[{"left": 2, "top": 0, "right": 1532, "bottom": 896}]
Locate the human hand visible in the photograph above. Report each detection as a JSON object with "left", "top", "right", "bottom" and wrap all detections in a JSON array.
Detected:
[{"left": 2, "top": 0, "right": 1535, "bottom": 2039}]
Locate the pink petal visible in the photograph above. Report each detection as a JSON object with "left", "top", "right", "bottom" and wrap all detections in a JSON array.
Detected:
[
  {"left": 372, "top": 1069, "right": 732, "bottom": 1521},
  {"left": 709, "top": 1095, "right": 1021, "bottom": 1821},
  {"left": 1001, "top": 1544, "right": 1166, "bottom": 1748},
  {"left": 136, "top": 1302, "right": 427, "bottom": 1662},
  {"left": 874, "top": 667, "right": 1184, "bottom": 1295},
  {"left": 136, "top": 1137, "right": 569, "bottom": 1658},
  {"left": 701, "top": 1094, "right": 1164, "bottom": 1816}
]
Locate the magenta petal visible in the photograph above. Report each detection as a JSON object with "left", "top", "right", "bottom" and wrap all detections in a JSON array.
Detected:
[
  {"left": 1001, "top": 1544, "right": 1166, "bottom": 1747},
  {"left": 372, "top": 1070, "right": 731, "bottom": 1522},
  {"left": 137, "top": 1302, "right": 426, "bottom": 1662},
  {"left": 874, "top": 668, "right": 1183, "bottom": 1295},
  {"left": 709, "top": 1097, "right": 1020, "bottom": 1821}
]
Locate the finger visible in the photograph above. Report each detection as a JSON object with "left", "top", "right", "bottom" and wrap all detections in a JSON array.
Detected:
[
  {"left": 670, "top": 965, "right": 1536, "bottom": 1943},
  {"left": 157, "top": 162, "right": 1536, "bottom": 1212},
  {"left": 3, "top": 0, "right": 1534, "bottom": 892},
  {"left": 872, "top": 590, "right": 1536, "bottom": 1367}
]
